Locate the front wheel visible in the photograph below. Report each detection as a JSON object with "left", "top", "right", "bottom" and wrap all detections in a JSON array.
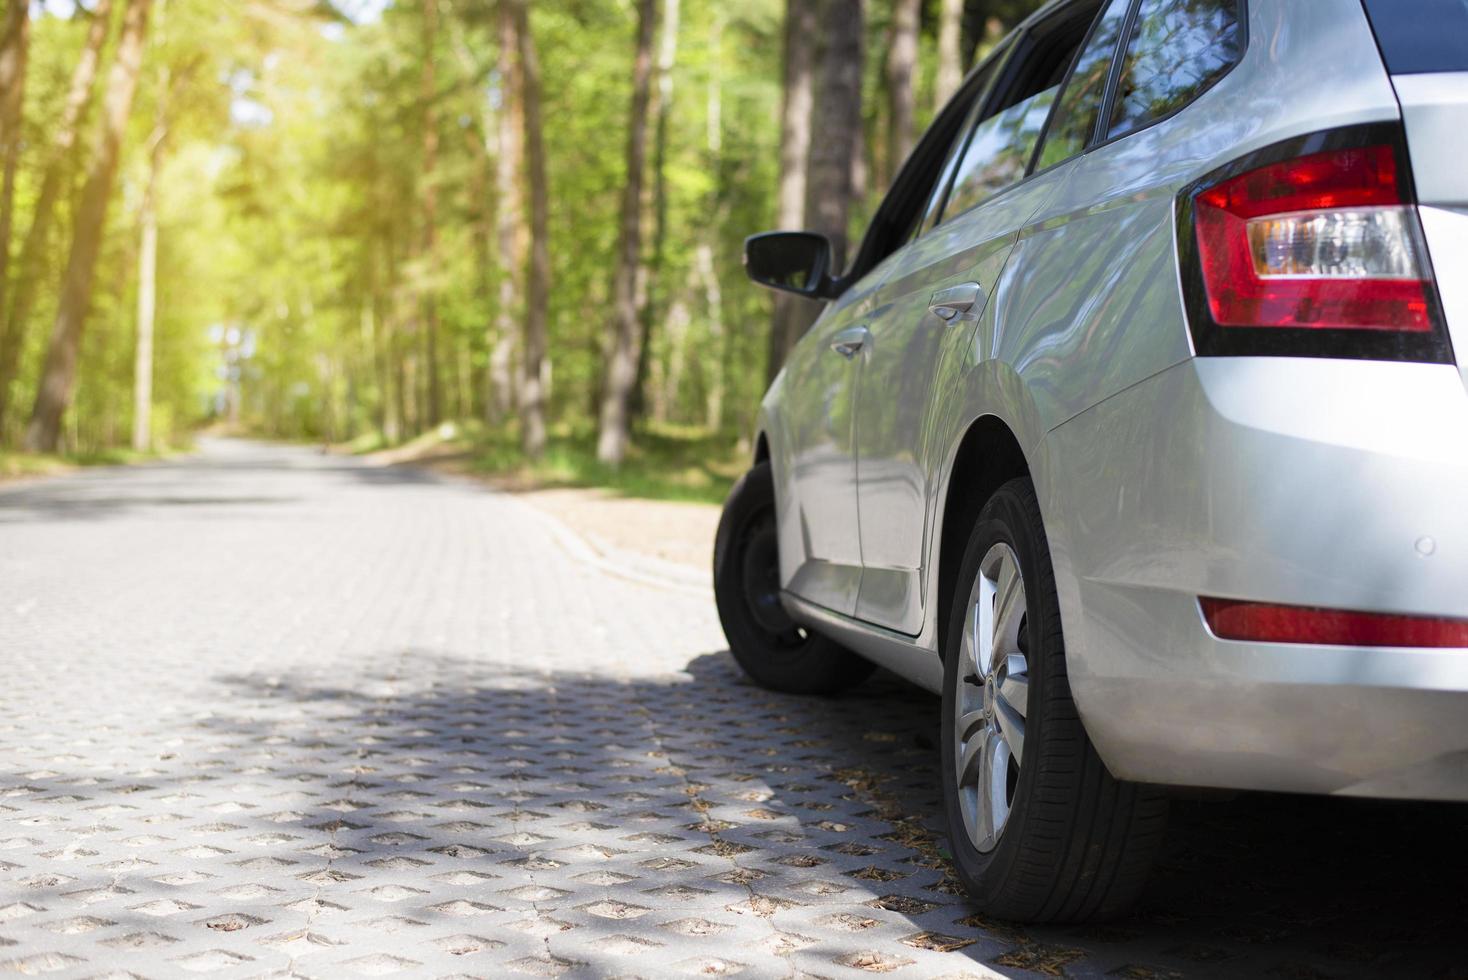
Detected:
[
  {"left": 940, "top": 477, "right": 1167, "bottom": 922},
  {"left": 713, "top": 462, "right": 874, "bottom": 695}
]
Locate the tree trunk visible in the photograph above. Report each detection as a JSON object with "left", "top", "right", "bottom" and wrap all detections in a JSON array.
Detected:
[
  {"left": 804, "top": 0, "right": 864, "bottom": 273},
  {"left": 133, "top": 2, "right": 170, "bottom": 454},
  {"left": 884, "top": 0, "right": 920, "bottom": 188},
  {"left": 0, "top": 0, "right": 27, "bottom": 314},
  {"left": 595, "top": 0, "right": 658, "bottom": 467},
  {"left": 26, "top": 0, "right": 153, "bottom": 454},
  {"left": 765, "top": 0, "right": 819, "bottom": 384},
  {"left": 133, "top": 122, "right": 165, "bottom": 453},
  {"left": 630, "top": 0, "right": 679, "bottom": 422},
  {"left": 419, "top": 0, "right": 442, "bottom": 428},
  {"left": 695, "top": 240, "right": 725, "bottom": 431},
  {"left": 935, "top": 0, "right": 963, "bottom": 109},
  {"left": 0, "top": 0, "right": 30, "bottom": 438},
  {"left": 488, "top": 0, "right": 524, "bottom": 426},
  {"left": 513, "top": 0, "right": 548, "bottom": 459},
  {"left": 962, "top": 4, "right": 1006, "bottom": 71},
  {"left": 700, "top": 14, "right": 727, "bottom": 433},
  {"left": 0, "top": 0, "right": 113, "bottom": 436}
]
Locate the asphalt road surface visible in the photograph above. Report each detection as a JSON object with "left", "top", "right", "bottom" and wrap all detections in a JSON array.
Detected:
[{"left": 0, "top": 440, "right": 1463, "bottom": 979}]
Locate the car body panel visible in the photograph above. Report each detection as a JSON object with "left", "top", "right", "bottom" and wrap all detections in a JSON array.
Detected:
[
  {"left": 769, "top": 276, "right": 885, "bottom": 617},
  {"left": 852, "top": 173, "right": 1059, "bottom": 635},
  {"left": 754, "top": 0, "right": 1468, "bottom": 800},
  {"left": 1391, "top": 72, "right": 1468, "bottom": 394},
  {"left": 1039, "top": 356, "right": 1468, "bottom": 797}
]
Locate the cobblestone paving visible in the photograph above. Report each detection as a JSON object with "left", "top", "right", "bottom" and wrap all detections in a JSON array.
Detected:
[{"left": 1, "top": 440, "right": 1464, "bottom": 979}]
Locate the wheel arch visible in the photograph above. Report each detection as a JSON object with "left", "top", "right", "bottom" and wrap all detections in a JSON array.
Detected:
[{"left": 934, "top": 415, "right": 1031, "bottom": 662}]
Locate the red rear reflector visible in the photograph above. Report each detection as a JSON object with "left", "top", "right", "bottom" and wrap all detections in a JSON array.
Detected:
[
  {"left": 1201, "top": 597, "right": 1468, "bottom": 648},
  {"left": 1193, "top": 144, "right": 1435, "bottom": 332}
]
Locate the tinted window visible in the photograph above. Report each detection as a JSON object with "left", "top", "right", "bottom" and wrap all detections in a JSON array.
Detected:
[
  {"left": 913, "top": 54, "right": 1007, "bottom": 238},
  {"left": 1107, "top": 0, "right": 1243, "bottom": 141},
  {"left": 1034, "top": 0, "right": 1130, "bottom": 171},
  {"left": 1362, "top": 0, "right": 1468, "bottom": 74},
  {"left": 943, "top": 86, "right": 1058, "bottom": 219}
]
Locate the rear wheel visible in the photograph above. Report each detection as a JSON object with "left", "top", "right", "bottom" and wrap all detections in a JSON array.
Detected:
[
  {"left": 714, "top": 462, "right": 874, "bottom": 695},
  {"left": 940, "top": 477, "right": 1168, "bottom": 922}
]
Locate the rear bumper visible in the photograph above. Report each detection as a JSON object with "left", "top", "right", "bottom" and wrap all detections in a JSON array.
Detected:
[{"left": 1040, "top": 356, "right": 1468, "bottom": 800}]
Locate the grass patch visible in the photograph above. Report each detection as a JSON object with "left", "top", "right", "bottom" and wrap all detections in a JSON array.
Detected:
[
  {"left": 0, "top": 445, "right": 177, "bottom": 482},
  {"left": 470, "top": 422, "right": 744, "bottom": 505}
]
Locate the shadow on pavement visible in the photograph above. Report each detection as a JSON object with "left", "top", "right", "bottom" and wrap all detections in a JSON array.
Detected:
[{"left": 6, "top": 646, "right": 1464, "bottom": 977}]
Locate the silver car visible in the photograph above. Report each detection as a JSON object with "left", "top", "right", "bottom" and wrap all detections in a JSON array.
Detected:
[{"left": 714, "top": 0, "right": 1468, "bottom": 922}]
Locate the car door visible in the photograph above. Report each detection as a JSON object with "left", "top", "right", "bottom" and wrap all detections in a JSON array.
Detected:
[
  {"left": 776, "top": 279, "right": 882, "bottom": 617},
  {"left": 852, "top": 0, "right": 1132, "bottom": 634},
  {"left": 773, "top": 46, "right": 1017, "bottom": 620}
]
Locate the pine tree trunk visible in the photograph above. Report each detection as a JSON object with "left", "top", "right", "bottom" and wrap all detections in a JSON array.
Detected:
[
  {"left": 133, "top": 125, "right": 165, "bottom": 453},
  {"left": 0, "top": 0, "right": 30, "bottom": 437},
  {"left": 805, "top": 0, "right": 864, "bottom": 272},
  {"left": 765, "top": 0, "right": 819, "bottom": 384},
  {"left": 0, "top": 0, "right": 27, "bottom": 274},
  {"left": 25, "top": 0, "right": 153, "bottom": 454},
  {"left": 885, "top": 0, "right": 920, "bottom": 186},
  {"left": 595, "top": 0, "right": 658, "bottom": 467},
  {"left": 961, "top": 4, "right": 1005, "bottom": 70},
  {"left": 699, "top": 14, "right": 727, "bottom": 433},
  {"left": 0, "top": 0, "right": 113, "bottom": 437},
  {"left": 513, "top": 0, "right": 549, "bottom": 459},
  {"left": 133, "top": 3, "right": 170, "bottom": 454},
  {"left": 696, "top": 240, "right": 725, "bottom": 431},
  {"left": 935, "top": 0, "right": 963, "bottom": 108},
  {"left": 630, "top": 0, "right": 679, "bottom": 422},
  {"left": 419, "top": 0, "right": 442, "bottom": 428},
  {"left": 488, "top": 0, "right": 524, "bottom": 426}
]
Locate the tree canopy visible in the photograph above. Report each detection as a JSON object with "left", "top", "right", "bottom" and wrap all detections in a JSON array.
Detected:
[{"left": 0, "top": 0, "right": 1043, "bottom": 464}]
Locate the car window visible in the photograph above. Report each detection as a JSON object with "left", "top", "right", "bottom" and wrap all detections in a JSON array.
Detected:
[
  {"left": 912, "top": 54, "right": 1007, "bottom": 239},
  {"left": 934, "top": 2, "right": 1098, "bottom": 224},
  {"left": 942, "top": 86, "right": 1058, "bottom": 221},
  {"left": 1107, "top": 0, "right": 1243, "bottom": 141},
  {"left": 1034, "top": 0, "right": 1131, "bottom": 172},
  {"left": 1361, "top": 0, "right": 1468, "bottom": 74}
]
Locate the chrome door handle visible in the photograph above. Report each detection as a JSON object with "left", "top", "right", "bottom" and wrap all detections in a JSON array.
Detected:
[
  {"left": 929, "top": 281, "right": 984, "bottom": 321},
  {"left": 829, "top": 325, "right": 870, "bottom": 359}
]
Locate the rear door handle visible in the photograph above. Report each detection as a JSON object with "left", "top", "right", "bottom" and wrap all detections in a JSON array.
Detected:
[
  {"left": 829, "top": 325, "right": 870, "bottom": 360},
  {"left": 929, "top": 281, "right": 984, "bottom": 321}
]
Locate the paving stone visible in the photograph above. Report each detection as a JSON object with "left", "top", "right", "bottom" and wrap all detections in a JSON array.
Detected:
[{"left": 0, "top": 440, "right": 1463, "bottom": 979}]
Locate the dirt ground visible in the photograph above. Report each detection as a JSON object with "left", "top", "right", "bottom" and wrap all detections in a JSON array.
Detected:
[{"left": 508, "top": 484, "right": 718, "bottom": 570}]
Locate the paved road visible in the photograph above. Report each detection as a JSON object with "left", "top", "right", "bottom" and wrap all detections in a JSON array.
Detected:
[{"left": 0, "top": 440, "right": 1464, "bottom": 979}]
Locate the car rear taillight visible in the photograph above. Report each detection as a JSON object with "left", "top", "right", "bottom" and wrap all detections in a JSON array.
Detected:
[
  {"left": 1200, "top": 597, "right": 1468, "bottom": 648},
  {"left": 1178, "top": 124, "right": 1454, "bottom": 362}
]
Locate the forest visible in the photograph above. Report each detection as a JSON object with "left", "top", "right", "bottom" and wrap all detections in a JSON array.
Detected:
[{"left": 0, "top": 0, "right": 1044, "bottom": 491}]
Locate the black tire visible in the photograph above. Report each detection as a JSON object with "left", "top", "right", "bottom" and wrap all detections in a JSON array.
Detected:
[
  {"left": 940, "top": 477, "right": 1167, "bottom": 922},
  {"left": 714, "top": 461, "right": 875, "bottom": 695}
]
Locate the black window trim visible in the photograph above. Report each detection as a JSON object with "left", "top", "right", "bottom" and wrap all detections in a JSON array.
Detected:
[
  {"left": 918, "top": 41, "right": 1019, "bottom": 237},
  {"left": 934, "top": 0, "right": 1105, "bottom": 227},
  {"left": 1026, "top": 0, "right": 1126, "bottom": 181},
  {"left": 840, "top": 34, "right": 1018, "bottom": 287},
  {"left": 832, "top": 0, "right": 1250, "bottom": 294},
  {"left": 1087, "top": 0, "right": 1251, "bottom": 155}
]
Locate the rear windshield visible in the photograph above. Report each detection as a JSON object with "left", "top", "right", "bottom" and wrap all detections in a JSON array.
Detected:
[{"left": 1361, "top": 0, "right": 1468, "bottom": 74}]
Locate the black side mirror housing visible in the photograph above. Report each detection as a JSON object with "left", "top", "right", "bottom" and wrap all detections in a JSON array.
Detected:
[{"left": 743, "top": 231, "right": 839, "bottom": 299}]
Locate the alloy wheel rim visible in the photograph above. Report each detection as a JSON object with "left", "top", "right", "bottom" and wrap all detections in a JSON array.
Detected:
[{"left": 954, "top": 542, "right": 1029, "bottom": 853}]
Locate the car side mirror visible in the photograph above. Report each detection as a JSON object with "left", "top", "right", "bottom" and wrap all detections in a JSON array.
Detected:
[{"left": 744, "top": 231, "right": 838, "bottom": 299}]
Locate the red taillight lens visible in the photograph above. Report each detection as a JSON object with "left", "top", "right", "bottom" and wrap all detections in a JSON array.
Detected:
[
  {"left": 1201, "top": 597, "right": 1468, "bottom": 648},
  {"left": 1193, "top": 144, "right": 1435, "bottom": 332}
]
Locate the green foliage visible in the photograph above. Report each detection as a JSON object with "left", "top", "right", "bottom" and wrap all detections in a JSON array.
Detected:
[
  {"left": 1, "top": 0, "right": 1046, "bottom": 493},
  {"left": 465, "top": 420, "right": 743, "bottom": 505}
]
